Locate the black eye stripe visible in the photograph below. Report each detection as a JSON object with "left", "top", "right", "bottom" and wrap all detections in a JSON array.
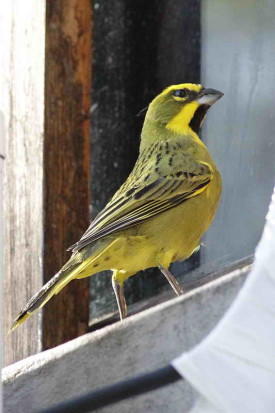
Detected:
[
  {"left": 173, "top": 89, "right": 188, "bottom": 98},
  {"left": 173, "top": 89, "right": 199, "bottom": 101}
]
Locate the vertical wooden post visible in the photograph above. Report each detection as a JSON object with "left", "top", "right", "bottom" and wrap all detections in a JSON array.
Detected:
[
  {"left": 1, "top": 0, "right": 91, "bottom": 365},
  {"left": 1, "top": 0, "right": 46, "bottom": 366},
  {"left": 0, "top": 111, "right": 5, "bottom": 376},
  {"left": 43, "top": 0, "right": 91, "bottom": 350}
]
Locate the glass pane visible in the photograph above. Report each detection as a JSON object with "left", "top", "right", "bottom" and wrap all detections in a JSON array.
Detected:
[{"left": 201, "top": 0, "right": 275, "bottom": 270}]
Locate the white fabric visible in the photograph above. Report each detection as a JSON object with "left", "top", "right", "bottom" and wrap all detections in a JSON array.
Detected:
[{"left": 172, "top": 188, "right": 275, "bottom": 413}]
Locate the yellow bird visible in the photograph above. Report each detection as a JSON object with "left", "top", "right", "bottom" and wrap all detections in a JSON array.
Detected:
[{"left": 11, "top": 83, "right": 223, "bottom": 330}]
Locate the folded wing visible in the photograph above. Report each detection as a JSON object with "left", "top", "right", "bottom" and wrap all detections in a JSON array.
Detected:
[{"left": 68, "top": 156, "right": 213, "bottom": 253}]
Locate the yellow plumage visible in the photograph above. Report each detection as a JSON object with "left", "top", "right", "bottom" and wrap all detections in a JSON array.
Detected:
[{"left": 11, "top": 83, "right": 223, "bottom": 330}]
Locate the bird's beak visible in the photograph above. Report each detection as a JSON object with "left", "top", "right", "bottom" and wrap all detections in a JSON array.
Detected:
[{"left": 197, "top": 88, "right": 224, "bottom": 106}]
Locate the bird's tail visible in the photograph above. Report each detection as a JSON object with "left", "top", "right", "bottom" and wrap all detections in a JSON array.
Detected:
[{"left": 10, "top": 257, "right": 92, "bottom": 333}]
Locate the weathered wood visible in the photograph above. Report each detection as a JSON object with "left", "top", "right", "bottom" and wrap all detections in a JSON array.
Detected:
[
  {"left": 43, "top": 0, "right": 91, "bottom": 350},
  {"left": 0, "top": 110, "right": 5, "bottom": 374},
  {"left": 1, "top": 1, "right": 46, "bottom": 365},
  {"left": 1, "top": 0, "right": 92, "bottom": 365}
]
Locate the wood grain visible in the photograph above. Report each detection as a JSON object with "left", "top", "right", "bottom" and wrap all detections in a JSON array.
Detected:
[
  {"left": 43, "top": 0, "right": 91, "bottom": 350},
  {"left": 1, "top": 0, "right": 46, "bottom": 365},
  {"left": 1, "top": 0, "right": 92, "bottom": 365}
]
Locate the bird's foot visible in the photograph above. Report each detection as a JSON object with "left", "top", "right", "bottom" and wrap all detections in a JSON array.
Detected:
[
  {"left": 158, "top": 264, "right": 184, "bottom": 296},
  {"left": 112, "top": 276, "right": 127, "bottom": 320}
]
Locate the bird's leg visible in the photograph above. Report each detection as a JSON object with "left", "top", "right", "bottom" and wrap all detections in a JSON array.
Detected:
[
  {"left": 112, "top": 275, "right": 127, "bottom": 320},
  {"left": 158, "top": 264, "right": 184, "bottom": 296}
]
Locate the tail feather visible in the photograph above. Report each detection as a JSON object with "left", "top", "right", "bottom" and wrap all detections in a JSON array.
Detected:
[
  {"left": 10, "top": 238, "right": 121, "bottom": 332},
  {"left": 10, "top": 258, "right": 91, "bottom": 332}
]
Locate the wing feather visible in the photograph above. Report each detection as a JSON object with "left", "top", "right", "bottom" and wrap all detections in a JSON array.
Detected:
[{"left": 68, "top": 160, "right": 213, "bottom": 252}]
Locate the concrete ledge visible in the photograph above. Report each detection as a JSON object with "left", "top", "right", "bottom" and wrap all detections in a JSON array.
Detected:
[{"left": 3, "top": 264, "right": 250, "bottom": 413}]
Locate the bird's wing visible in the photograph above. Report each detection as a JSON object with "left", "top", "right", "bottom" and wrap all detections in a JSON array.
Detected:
[{"left": 68, "top": 155, "right": 213, "bottom": 252}]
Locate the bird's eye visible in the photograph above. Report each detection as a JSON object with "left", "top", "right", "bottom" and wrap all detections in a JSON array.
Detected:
[{"left": 173, "top": 89, "right": 188, "bottom": 98}]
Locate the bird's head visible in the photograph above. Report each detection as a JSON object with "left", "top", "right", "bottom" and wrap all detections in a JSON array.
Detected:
[{"left": 145, "top": 83, "right": 223, "bottom": 136}]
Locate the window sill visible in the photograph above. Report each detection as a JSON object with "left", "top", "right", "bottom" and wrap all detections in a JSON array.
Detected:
[
  {"left": 3, "top": 259, "right": 251, "bottom": 413},
  {"left": 89, "top": 256, "right": 253, "bottom": 331}
]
